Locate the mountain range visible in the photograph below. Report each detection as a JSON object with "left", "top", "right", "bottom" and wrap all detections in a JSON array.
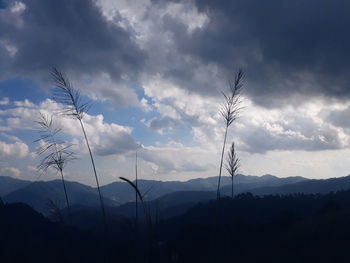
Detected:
[{"left": 2, "top": 174, "right": 350, "bottom": 217}]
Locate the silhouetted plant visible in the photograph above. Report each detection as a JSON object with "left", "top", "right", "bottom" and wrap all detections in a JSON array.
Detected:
[
  {"left": 135, "top": 148, "right": 139, "bottom": 229},
  {"left": 36, "top": 113, "right": 75, "bottom": 224},
  {"left": 225, "top": 142, "right": 240, "bottom": 198},
  {"left": 119, "top": 176, "right": 156, "bottom": 261},
  {"left": 217, "top": 69, "right": 244, "bottom": 199},
  {"left": 119, "top": 176, "right": 151, "bottom": 226},
  {"left": 50, "top": 68, "right": 108, "bottom": 231}
]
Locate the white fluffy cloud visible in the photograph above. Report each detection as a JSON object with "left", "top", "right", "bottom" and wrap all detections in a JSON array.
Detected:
[
  {"left": 235, "top": 99, "right": 350, "bottom": 153},
  {"left": 0, "top": 140, "right": 29, "bottom": 158},
  {"left": 141, "top": 73, "right": 350, "bottom": 155},
  {"left": 0, "top": 98, "right": 137, "bottom": 156},
  {"left": 0, "top": 166, "right": 21, "bottom": 177},
  {"left": 2, "top": 93, "right": 350, "bottom": 182},
  {"left": 141, "top": 145, "right": 214, "bottom": 173}
]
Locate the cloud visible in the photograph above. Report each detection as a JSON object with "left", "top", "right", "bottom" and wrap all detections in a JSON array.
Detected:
[
  {"left": 3, "top": 0, "right": 349, "bottom": 109},
  {"left": 0, "top": 98, "right": 137, "bottom": 156},
  {"left": 233, "top": 99, "right": 350, "bottom": 153},
  {"left": 81, "top": 114, "right": 137, "bottom": 156},
  {"left": 167, "top": 0, "right": 350, "bottom": 106},
  {"left": 140, "top": 145, "right": 214, "bottom": 175},
  {"left": 240, "top": 148, "right": 350, "bottom": 179},
  {"left": 147, "top": 116, "right": 180, "bottom": 133},
  {"left": 0, "top": 166, "right": 21, "bottom": 177},
  {"left": 0, "top": 97, "right": 9, "bottom": 105},
  {"left": 2, "top": 0, "right": 350, "bottom": 182},
  {"left": 0, "top": 0, "right": 145, "bottom": 78},
  {"left": 0, "top": 0, "right": 145, "bottom": 106},
  {"left": 327, "top": 106, "right": 350, "bottom": 128},
  {"left": 13, "top": 99, "right": 36, "bottom": 107},
  {"left": 109, "top": 0, "right": 350, "bottom": 107},
  {"left": 80, "top": 73, "right": 140, "bottom": 107},
  {"left": 0, "top": 140, "right": 29, "bottom": 158},
  {"left": 141, "top": 77, "right": 350, "bottom": 154},
  {"left": 140, "top": 97, "right": 152, "bottom": 112},
  {"left": 1, "top": 0, "right": 350, "bottom": 110}
]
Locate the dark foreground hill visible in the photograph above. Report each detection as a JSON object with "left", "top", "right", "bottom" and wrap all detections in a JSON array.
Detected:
[
  {"left": 162, "top": 192, "right": 350, "bottom": 263},
  {"left": 2, "top": 190, "right": 350, "bottom": 263},
  {"left": 0, "top": 202, "right": 106, "bottom": 263}
]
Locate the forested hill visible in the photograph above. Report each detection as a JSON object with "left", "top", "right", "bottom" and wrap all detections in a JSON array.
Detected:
[{"left": 2, "top": 189, "right": 350, "bottom": 262}]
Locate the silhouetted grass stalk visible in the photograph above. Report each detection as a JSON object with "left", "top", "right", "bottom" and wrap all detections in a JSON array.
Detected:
[
  {"left": 50, "top": 68, "right": 108, "bottom": 232},
  {"left": 226, "top": 142, "right": 240, "bottom": 198},
  {"left": 135, "top": 149, "right": 139, "bottom": 229},
  {"left": 119, "top": 176, "right": 155, "bottom": 262},
  {"left": 78, "top": 118, "right": 107, "bottom": 224},
  {"left": 217, "top": 126, "right": 228, "bottom": 200},
  {"left": 119, "top": 176, "right": 151, "bottom": 226},
  {"left": 36, "top": 113, "right": 75, "bottom": 224},
  {"left": 217, "top": 69, "right": 244, "bottom": 200}
]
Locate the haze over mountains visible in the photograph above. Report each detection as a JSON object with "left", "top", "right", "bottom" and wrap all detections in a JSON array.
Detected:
[{"left": 2, "top": 174, "right": 350, "bottom": 217}]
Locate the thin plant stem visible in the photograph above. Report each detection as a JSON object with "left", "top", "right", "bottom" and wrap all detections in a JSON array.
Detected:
[
  {"left": 135, "top": 149, "right": 138, "bottom": 230},
  {"left": 79, "top": 119, "right": 109, "bottom": 263},
  {"left": 50, "top": 68, "right": 108, "bottom": 262},
  {"left": 119, "top": 176, "right": 151, "bottom": 226},
  {"left": 217, "top": 126, "right": 228, "bottom": 199},
  {"left": 78, "top": 119, "right": 107, "bottom": 231},
  {"left": 50, "top": 130, "right": 72, "bottom": 224},
  {"left": 231, "top": 177, "right": 234, "bottom": 199},
  {"left": 217, "top": 69, "right": 244, "bottom": 200},
  {"left": 59, "top": 169, "right": 72, "bottom": 224},
  {"left": 36, "top": 113, "right": 74, "bottom": 224}
]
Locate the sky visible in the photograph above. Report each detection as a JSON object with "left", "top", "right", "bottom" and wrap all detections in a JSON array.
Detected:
[{"left": 1, "top": 0, "right": 350, "bottom": 186}]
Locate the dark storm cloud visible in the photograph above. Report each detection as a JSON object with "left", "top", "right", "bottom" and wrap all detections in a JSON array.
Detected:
[
  {"left": 2, "top": 0, "right": 350, "bottom": 109},
  {"left": 327, "top": 107, "right": 350, "bottom": 128},
  {"left": 153, "top": 0, "right": 350, "bottom": 107},
  {"left": 148, "top": 116, "right": 180, "bottom": 131},
  {"left": 94, "top": 131, "right": 137, "bottom": 156},
  {"left": 239, "top": 124, "right": 343, "bottom": 153},
  {"left": 0, "top": 0, "right": 145, "bottom": 81}
]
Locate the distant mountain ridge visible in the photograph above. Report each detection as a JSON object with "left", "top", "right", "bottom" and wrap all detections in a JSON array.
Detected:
[
  {"left": 2, "top": 179, "right": 118, "bottom": 215},
  {"left": 3, "top": 174, "right": 350, "bottom": 217},
  {"left": 0, "top": 176, "right": 31, "bottom": 196},
  {"left": 246, "top": 175, "right": 350, "bottom": 195},
  {"left": 100, "top": 174, "right": 307, "bottom": 203}
]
